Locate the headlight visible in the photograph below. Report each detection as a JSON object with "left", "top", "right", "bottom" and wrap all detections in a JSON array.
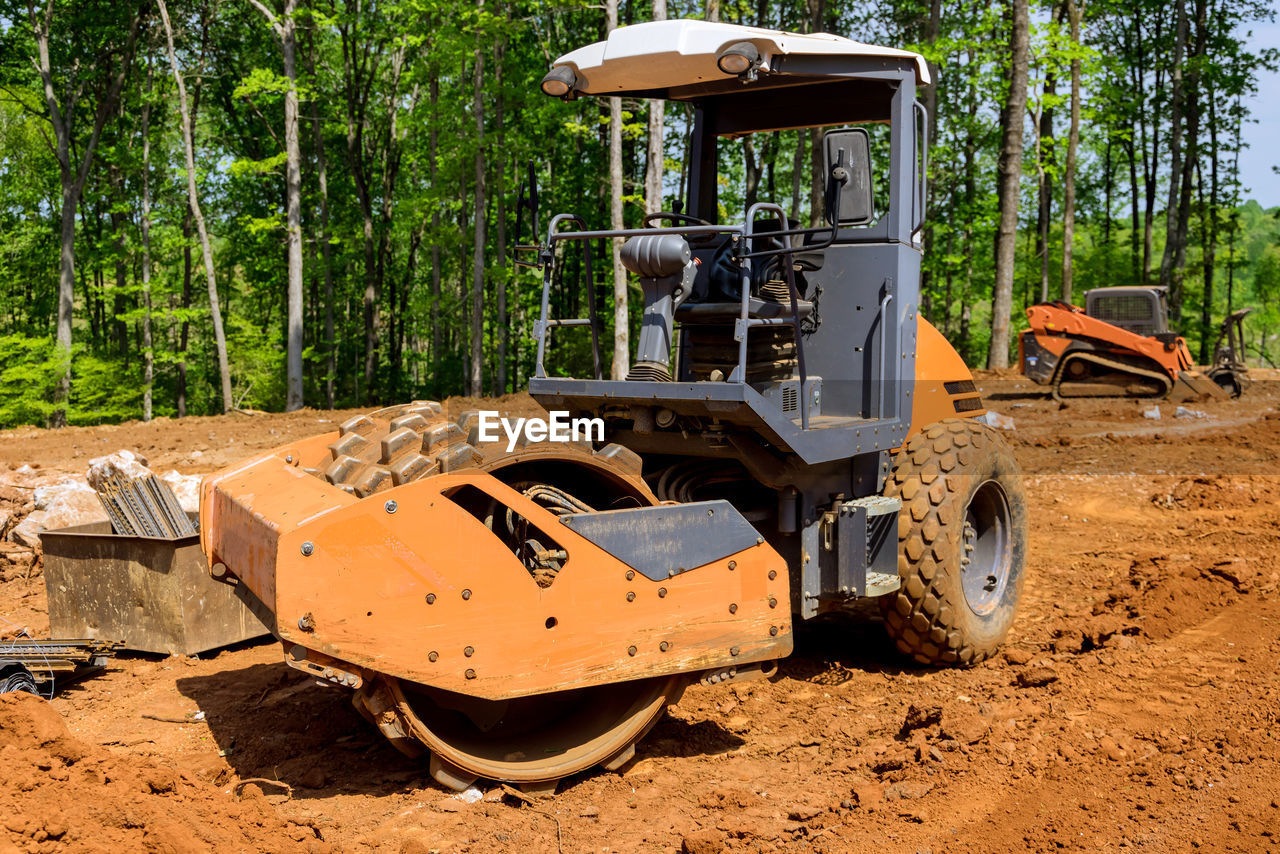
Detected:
[
  {"left": 540, "top": 66, "right": 578, "bottom": 98},
  {"left": 716, "top": 42, "right": 759, "bottom": 75}
]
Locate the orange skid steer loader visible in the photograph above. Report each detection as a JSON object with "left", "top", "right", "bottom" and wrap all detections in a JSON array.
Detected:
[
  {"left": 1020, "top": 286, "right": 1233, "bottom": 401},
  {"left": 200, "top": 21, "right": 1029, "bottom": 794}
]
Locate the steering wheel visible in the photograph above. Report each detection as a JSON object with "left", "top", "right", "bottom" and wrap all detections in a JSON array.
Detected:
[
  {"left": 644, "top": 212, "right": 711, "bottom": 228},
  {"left": 643, "top": 211, "right": 722, "bottom": 249}
]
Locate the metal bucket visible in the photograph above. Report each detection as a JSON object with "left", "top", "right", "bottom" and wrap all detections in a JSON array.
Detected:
[{"left": 40, "top": 518, "right": 270, "bottom": 655}]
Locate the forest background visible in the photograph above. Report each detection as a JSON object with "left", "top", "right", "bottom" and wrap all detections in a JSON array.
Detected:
[{"left": 0, "top": 0, "right": 1276, "bottom": 426}]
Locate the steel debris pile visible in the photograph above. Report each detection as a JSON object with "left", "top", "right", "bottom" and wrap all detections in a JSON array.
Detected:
[
  {"left": 0, "top": 635, "right": 120, "bottom": 695},
  {"left": 87, "top": 452, "right": 196, "bottom": 539}
]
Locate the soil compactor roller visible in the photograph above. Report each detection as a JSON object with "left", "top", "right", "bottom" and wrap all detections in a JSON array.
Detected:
[{"left": 200, "top": 20, "right": 1028, "bottom": 793}]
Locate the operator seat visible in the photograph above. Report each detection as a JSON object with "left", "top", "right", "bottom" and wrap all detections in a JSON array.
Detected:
[{"left": 677, "top": 218, "right": 821, "bottom": 323}]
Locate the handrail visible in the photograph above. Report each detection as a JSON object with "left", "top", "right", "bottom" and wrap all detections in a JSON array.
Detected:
[
  {"left": 532, "top": 213, "right": 602, "bottom": 379},
  {"left": 877, "top": 288, "right": 894, "bottom": 418},
  {"left": 912, "top": 100, "right": 929, "bottom": 235},
  {"left": 548, "top": 223, "right": 742, "bottom": 243}
]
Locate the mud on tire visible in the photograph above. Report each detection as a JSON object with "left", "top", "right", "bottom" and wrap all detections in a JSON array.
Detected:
[{"left": 880, "top": 418, "right": 1028, "bottom": 666}]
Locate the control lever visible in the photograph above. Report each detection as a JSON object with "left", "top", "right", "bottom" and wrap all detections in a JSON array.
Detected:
[{"left": 620, "top": 234, "right": 696, "bottom": 382}]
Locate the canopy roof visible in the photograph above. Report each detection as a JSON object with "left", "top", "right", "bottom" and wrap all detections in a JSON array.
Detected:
[{"left": 548, "top": 20, "right": 931, "bottom": 99}]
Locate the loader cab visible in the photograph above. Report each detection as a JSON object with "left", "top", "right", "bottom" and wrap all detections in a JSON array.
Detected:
[
  {"left": 1085, "top": 286, "right": 1171, "bottom": 337},
  {"left": 522, "top": 20, "right": 934, "bottom": 469}
]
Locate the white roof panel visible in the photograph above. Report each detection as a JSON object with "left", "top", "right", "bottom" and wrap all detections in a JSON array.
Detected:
[{"left": 551, "top": 20, "right": 930, "bottom": 94}]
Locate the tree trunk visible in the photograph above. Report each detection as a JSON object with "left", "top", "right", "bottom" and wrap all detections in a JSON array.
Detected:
[
  {"left": 337, "top": 17, "right": 380, "bottom": 402},
  {"left": 30, "top": 0, "right": 144, "bottom": 426},
  {"left": 1136, "top": 14, "right": 1166, "bottom": 283},
  {"left": 141, "top": 64, "right": 154, "bottom": 422},
  {"left": 1159, "top": 0, "right": 1188, "bottom": 312},
  {"left": 307, "top": 25, "right": 336, "bottom": 408},
  {"left": 804, "top": 0, "right": 827, "bottom": 228},
  {"left": 429, "top": 67, "right": 442, "bottom": 397},
  {"left": 1035, "top": 67, "right": 1055, "bottom": 303},
  {"left": 1197, "top": 153, "right": 1214, "bottom": 363},
  {"left": 1060, "top": 0, "right": 1082, "bottom": 303},
  {"left": 178, "top": 215, "right": 192, "bottom": 417},
  {"left": 471, "top": 29, "right": 486, "bottom": 396},
  {"left": 282, "top": 0, "right": 304, "bottom": 410},
  {"left": 960, "top": 45, "right": 978, "bottom": 357},
  {"left": 743, "top": 137, "right": 761, "bottom": 211},
  {"left": 1173, "top": 0, "right": 1206, "bottom": 330},
  {"left": 789, "top": 132, "right": 804, "bottom": 222},
  {"left": 920, "top": 0, "right": 941, "bottom": 312},
  {"left": 495, "top": 39, "right": 508, "bottom": 394},
  {"left": 608, "top": 0, "right": 628, "bottom": 380},
  {"left": 159, "top": 0, "right": 233, "bottom": 412},
  {"left": 645, "top": 0, "right": 668, "bottom": 217},
  {"left": 988, "top": 0, "right": 1030, "bottom": 369}
]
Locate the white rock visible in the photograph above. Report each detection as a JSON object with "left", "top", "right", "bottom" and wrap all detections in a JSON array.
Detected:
[
  {"left": 160, "top": 470, "right": 202, "bottom": 513},
  {"left": 980, "top": 411, "right": 1015, "bottom": 430},
  {"left": 454, "top": 785, "right": 484, "bottom": 805},
  {"left": 9, "top": 511, "right": 47, "bottom": 549},
  {"left": 1174, "top": 406, "right": 1207, "bottom": 420},
  {"left": 33, "top": 477, "right": 107, "bottom": 530},
  {"left": 86, "top": 451, "right": 153, "bottom": 491},
  {"left": 1142, "top": 406, "right": 1161, "bottom": 420}
]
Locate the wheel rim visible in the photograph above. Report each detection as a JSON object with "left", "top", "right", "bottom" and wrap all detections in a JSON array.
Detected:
[{"left": 959, "top": 479, "right": 1013, "bottom": 616}]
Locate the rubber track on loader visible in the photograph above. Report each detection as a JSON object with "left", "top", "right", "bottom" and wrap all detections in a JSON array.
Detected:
[{"left": 1051, "top": 351, "right": 1172, "bottom": 401}]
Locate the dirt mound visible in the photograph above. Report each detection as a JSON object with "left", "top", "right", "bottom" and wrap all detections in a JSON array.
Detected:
[
  {"left": 1088, "top": 552, "right": 1269, "bottom": 642},
  {"left": 0, "top": 693, "right": 322, "bottom": 854},
  {"left": 1153, "top": 474, "right": 1280, "bottom": 510}
]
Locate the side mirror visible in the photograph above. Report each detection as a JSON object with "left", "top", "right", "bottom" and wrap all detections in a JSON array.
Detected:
[
  {"left": 512, "top": 161, "right": 543, "bottom": 268},
  {"left": 822, "top": 128, "right": 873, "bottom": 226}
]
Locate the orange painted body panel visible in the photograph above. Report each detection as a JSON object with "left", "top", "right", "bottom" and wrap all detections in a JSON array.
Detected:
[
  {"left": 202, "top": 456, "right": 791, "bottom": 701},
  {"left": 907, "top": 316, "right": 985, "bottom": 438},
  {"left": 1024, "top": 302, "right": 1195, "bottom": 377}
]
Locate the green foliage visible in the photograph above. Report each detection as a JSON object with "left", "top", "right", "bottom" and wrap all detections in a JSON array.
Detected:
[{"left": 0, "top": 0, "right": 1274, "bottom": 427}]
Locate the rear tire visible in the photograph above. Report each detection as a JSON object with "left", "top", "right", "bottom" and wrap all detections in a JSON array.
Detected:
[{"left": 880, "top": 418, "right": 1028, "bottom": 666}]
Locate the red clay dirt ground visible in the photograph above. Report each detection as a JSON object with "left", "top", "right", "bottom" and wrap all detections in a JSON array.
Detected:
[{"left": 1, "top": 374, "right": 1278, "bottom": 853}]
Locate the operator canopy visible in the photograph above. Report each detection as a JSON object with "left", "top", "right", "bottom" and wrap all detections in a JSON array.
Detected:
[{"left": 540, "top": 20, "right": 930, "bottom": 102}]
